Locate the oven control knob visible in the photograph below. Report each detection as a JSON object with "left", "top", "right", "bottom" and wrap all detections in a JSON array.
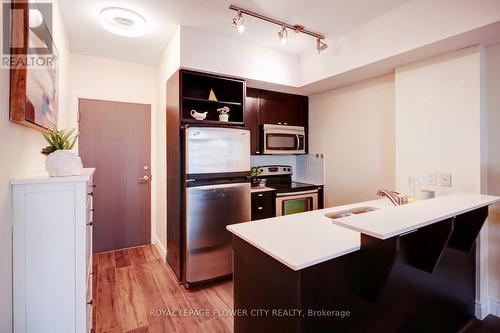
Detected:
[
  {"left": 259, "top": 169, "right": 263, "bottom": 172},
  {"left": 283, "top": 168, "right": 286, "bottom": 171},
  {"left": 287, "top": 168, "right": 291, "bottom": 172}
]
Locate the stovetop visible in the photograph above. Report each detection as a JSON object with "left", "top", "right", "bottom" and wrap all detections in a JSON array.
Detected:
[
  {"left": 256, "top": 165, "right": 320, "bottom": 193},
  {"left": 267, "top": 181, "right": 319, "bottom": 193}
]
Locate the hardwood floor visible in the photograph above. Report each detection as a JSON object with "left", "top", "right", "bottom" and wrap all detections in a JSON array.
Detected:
[
  {"left": 92, "top": 245, "right": 500, "bottom": 333},
  {"left": 92, "top": 245, "right": 233, "bottom": 333}
]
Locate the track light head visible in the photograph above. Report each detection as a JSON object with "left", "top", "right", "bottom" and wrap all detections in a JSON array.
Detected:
[
  {"left": 232, "top": 11, "right": 245, "bottom": 33},
  {"left": 278, "top": 26, "right": 288, "bottom": 45},
  {"left": 316, "top": 37, "right": 328, "bottom": 54}
]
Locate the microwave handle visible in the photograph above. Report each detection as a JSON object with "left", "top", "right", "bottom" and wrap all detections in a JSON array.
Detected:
[{"left": 296, "top": 134, "right": 300, "bottom": 149}]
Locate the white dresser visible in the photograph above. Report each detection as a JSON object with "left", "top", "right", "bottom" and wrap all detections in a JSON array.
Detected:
[{"left": 11, "top": 168, "right": 95, "bottom": 333}]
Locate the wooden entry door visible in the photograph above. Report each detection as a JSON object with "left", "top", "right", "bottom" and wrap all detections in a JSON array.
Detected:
[{"left": 78, "top": 99, "right": 151, "bottom": 252}]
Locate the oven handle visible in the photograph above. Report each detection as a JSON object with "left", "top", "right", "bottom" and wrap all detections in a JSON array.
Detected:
[{"left": 276, "top": 189, "right": 319, "bottom": 197}]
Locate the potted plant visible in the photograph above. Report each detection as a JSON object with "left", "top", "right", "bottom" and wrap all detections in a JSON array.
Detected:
[
  {"left": 250, "top": 166, "right": 263, "bottom": 186},
  {"left": 217, "top": 106, "right": 230, "bottom": 122},
  {"left": 41, "top": 128, "right": 83, "bottom": 177}
]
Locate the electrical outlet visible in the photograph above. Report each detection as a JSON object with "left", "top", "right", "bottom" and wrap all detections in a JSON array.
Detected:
[
  {"left": 426, "top": 173, "right": 437, "bottom": 186},
  {"left": 439, "top": 173, "right": 451, "bottom": 187}
]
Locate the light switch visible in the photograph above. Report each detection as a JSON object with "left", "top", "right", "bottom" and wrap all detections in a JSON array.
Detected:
[
  {"left": 439, "top": 173, "right": 451, "bottom": 187},
  {"left": 426, "top": 173, "right": 437, "bottom": 186}
]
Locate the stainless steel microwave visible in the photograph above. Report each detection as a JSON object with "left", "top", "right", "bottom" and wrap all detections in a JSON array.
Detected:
[{"left": 262, "top": 124, "right": 306, "bottom": 154}]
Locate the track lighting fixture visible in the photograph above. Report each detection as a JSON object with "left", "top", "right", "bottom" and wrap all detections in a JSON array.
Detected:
[
  {"left": 229, "top": 4, "right": 327, "bottom": 53},
  {"left": 277, "top": 26, "right": 288, "bottom": 44},
  {"left": 232, "top": 10, "right": 245, "bottom": 33},
  {"left": 316, "top": 37, "right": 328, "bottom": 53}
]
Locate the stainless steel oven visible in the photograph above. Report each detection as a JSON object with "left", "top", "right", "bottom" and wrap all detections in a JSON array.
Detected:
[
  {"left": 275, "top": 189, "right": 318, "bottom": 216},
  {"left": 263, "top": 124, "right": 305, "bottom": 154}
]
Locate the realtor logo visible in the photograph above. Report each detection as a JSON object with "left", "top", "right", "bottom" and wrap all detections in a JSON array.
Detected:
[{"left": 2, "top": 1, "right": 55, "bottom": 68}]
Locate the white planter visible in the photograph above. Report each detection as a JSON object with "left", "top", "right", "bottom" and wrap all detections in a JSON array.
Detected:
[
  {"left": 45, "top": 150, "right": 83, "bottom": 177},
  {"left": 219, "top": 114, "right": 229, "bottom": 122}
]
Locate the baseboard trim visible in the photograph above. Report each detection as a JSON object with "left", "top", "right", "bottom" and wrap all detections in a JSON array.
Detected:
[
  {"left": 153, "top": 235, "right": 167, "bottom": 263},
  {"left": 490, "top": 298, "right": 500, "bottom": 317}
]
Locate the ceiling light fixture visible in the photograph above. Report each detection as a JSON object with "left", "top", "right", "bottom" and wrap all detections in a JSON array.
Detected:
[
  {"left": 316, "top": 37, "right": 328, "bottom": 54},
  {"left": 278, "top": 26, "right": 287, "bottom": 45},
  {"left": 229, "top": 4, "right": 327, "bottom": 53},
  {"left": 232, "top": 10, "right": 245, "bottom": 33},
  {"left": 100, "top": 7, "right": 147, "bottom": 37}
]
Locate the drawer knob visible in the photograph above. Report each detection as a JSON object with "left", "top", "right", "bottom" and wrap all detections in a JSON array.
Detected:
[
  {"left": 258, "top": 207, "right": 263, "bottom": 210},
  {"left": 90, "top": 208, "right": 95, "bottom": 212},
  {"left": 87, "top": 221, "right": 93, "bottom": 226},
  {"left": 88, "top": 191, "right": 94, "bottom": 197},
  {"left": 87, "top": 300, "right": 93, "bottom": 306},
  {"left": 258, "top": 194, "right": 263, "bottom": 197},
  {"left": 90, "top": 185, "right": 96, "bottom": 189}
]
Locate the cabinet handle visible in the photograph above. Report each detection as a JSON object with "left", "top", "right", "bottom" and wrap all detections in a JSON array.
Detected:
[
  {"left": 258, "top": 207, "right": 263, "bottom": 210},
  {"left": 87, "top": 300, "right": 93, "bottom": 306},
  {"left": 88, "top": 191, "right": 94, "bottom": 197},
  {"left": 255, "top": 151, "right": 260, "bottom": 154},
  {"left": 90, "top": 208, "right": 95, "bottom": 212},
  {"left": 87, "top": 221, "right": 93, "bottom": 226},
  {"left": 90, "top": 185, "right": 96, "bottom": 189},
  {"left": 283, "top": 122, "right": 288, "bottom": 125},
  {"left": 278, "top": 122, "right": 282, "bottom": 125},
  {"left": 258, "top": 194, "right": 263, "bottom": 197}
]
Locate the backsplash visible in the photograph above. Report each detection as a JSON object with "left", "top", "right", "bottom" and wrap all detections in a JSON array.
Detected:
[
  {"left": 250, "top": 154, "right": 324, "bottom": 184},
  {"left": 295, "top": 154, "right": 325, "bottom": 185}
]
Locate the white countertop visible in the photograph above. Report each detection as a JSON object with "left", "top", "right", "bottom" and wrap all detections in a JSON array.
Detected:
[
  {"left": 250, "top": 186, "right": 275, "bottom": 193},
  {"left": 227, "top": 192, "right": 499, "bottom": 271},
  {"left": 331, "top": 193, "right": 499, "bottom": 240},
  {"left": 227, "top": 199, "right": 392, "bottom": 271},
  {"left": 10, "top": 168, "right": 95, "bottom": 185}
]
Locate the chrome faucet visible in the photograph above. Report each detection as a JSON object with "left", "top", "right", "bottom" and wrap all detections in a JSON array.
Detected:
[{"left": 376, "top": 189, "right": 405, "bottom": 206}]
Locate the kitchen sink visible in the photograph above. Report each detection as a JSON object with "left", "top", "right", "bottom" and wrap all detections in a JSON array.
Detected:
[{"left": 325, "top": 206, "right": 378, "bottom": 219}]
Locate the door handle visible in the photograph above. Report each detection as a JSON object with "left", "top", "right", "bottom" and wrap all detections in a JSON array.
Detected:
[{"left": 139, "top": 175, "right": 150, "bottom": 182}]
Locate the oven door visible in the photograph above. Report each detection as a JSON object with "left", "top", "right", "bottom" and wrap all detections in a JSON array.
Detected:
[
  {"left": 275, "top": 190, "right": 318, "bottom": 216},
  {"left": 263, "top": 125, "right": 305, "bottom": 154}
]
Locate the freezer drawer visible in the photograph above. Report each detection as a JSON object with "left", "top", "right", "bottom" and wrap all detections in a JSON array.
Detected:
[
  {"left": 185, "top": 182, "right": 251, "bottom": 283},
  {"left": 185, "top": 127, "right": 250, "bottom": 175}
]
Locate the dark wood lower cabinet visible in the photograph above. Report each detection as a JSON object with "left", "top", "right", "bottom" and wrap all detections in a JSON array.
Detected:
[
  {"left": 251, "top": 191, "right": 275, "bottom": 220},
  {"left": 232, "top": 207, "right": 489, "bottom": 333}
]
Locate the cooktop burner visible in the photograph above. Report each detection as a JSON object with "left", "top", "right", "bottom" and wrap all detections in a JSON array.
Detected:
[{"left": 267, "top": 181, "right": 319, "bottom": 193}]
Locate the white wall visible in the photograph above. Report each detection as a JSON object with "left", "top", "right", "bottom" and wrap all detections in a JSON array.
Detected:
[
  {"left": 0, "top": 1, "right": 70, "bottom": 331},
  {"left": 68, "top": 53, "right": 157, "bottom": 247},
  {"left": 300, "top": 0, "right": 500, "bottom": 87},
  {"left": 180, "top": 26, "right": 300, "bottom": 87},
  {"left": 155, "top": 28, "right": 181, "bottom": 256},
  {"left": 486, "top": 43, "right": 500, "bottom": 312},
  {"left": 309, "top": 74, "right": 395, "bottom": 206},
  {"left": 395, "top": 46, "right": 483, "bottom": 195}
]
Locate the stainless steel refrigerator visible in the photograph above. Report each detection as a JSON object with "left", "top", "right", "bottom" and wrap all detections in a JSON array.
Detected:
[{"left": 184, "top": 127, "right": 251, "bottom": 286}]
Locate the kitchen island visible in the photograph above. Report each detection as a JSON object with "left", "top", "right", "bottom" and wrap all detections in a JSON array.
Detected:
[{"left": 226, "top": 193, "right": 499, "bottom": 333}]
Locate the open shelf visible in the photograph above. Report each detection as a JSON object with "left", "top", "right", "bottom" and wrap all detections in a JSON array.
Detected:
[
  {"left": 180, "top": 70, "right": 246, "bottom": 126},
  {"left": 182, "top": 97, "right": 242, "bottom": 106},
  {"left": 182, "top": 118, "right": 245, "bottom": 126}
]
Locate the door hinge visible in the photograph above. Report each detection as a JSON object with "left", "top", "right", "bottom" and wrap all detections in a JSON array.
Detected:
[{"left": 77, "top": 111, "right": 81, "bottom": 122}]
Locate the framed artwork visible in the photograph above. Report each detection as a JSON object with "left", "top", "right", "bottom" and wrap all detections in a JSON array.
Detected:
[{"left": 8, "top": 1, "right": 59, "bottom": 130}]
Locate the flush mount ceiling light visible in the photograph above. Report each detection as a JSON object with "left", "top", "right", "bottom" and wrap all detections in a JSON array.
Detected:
[
  {"left": 232, "top": 10, "right": 245, "bottom": 33},
  {"left": 229, "top": 4, "right": 327, "bottom": 53},
  {"left": 278, "top": 26, "right": 287, "bottom": 45},
  {"left": 100, "top": 7, "right": 147, "bottom": 37}
]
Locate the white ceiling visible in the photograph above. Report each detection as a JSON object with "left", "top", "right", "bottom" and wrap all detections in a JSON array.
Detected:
[{"left": 59, "top": 0, "right": 412, "bottom": 66}]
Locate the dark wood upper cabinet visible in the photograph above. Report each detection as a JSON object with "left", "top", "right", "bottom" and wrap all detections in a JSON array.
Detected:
[
  {"left": 246, "top": 87, "right": 309, "bottom": 154},
  {"left": 245, "top": 88, "right": 261, "bottom": 155}
]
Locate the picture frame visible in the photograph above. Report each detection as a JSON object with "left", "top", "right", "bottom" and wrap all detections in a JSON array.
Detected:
[{"left": 9, "top": 1, "right": 59, "bottom": 131}]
